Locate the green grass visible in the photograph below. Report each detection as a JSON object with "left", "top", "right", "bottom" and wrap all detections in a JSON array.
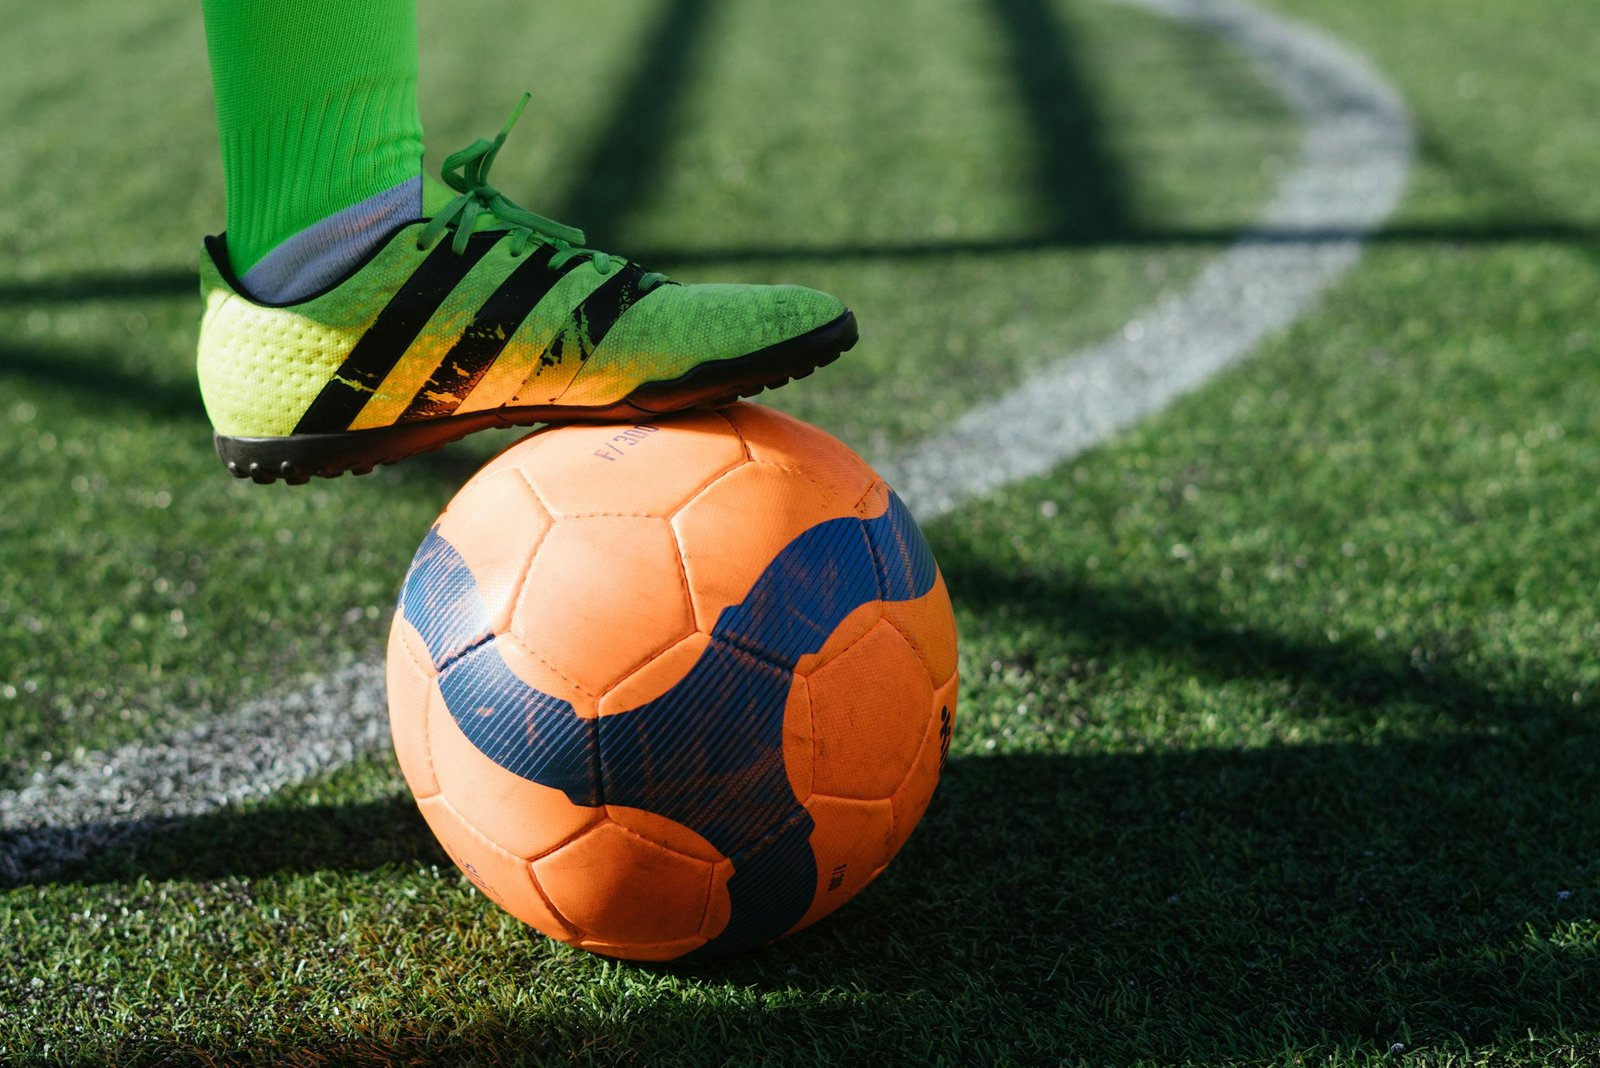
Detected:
[
  {"left": 3, "top": 0, "right": 1599, "bottom": 1063},
  {"left": 0, "top": 0, "right": 1288, "bottom": 775}
]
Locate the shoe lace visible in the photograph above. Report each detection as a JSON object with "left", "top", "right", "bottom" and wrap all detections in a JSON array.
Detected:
[{"left": 418, "top": 94, "right": 668, "bottom": 290}]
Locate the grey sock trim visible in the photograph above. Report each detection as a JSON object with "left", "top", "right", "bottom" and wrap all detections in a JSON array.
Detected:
[{"left": 240, "top": 177, "right": 423, "bottom": 303}]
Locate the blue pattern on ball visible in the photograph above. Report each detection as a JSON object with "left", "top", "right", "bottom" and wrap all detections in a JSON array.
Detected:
[{"left": 400, "top": 491, "right": 936, "bottom": 955}]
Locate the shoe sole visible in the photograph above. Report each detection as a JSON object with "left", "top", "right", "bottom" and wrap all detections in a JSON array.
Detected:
[{"left": 215, "top": 310, "right": 858, "bottom": 485}]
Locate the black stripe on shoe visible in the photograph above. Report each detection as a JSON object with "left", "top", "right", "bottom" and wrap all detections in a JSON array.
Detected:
[
  {"left": 539, "top": 264, "right": 654, "bottom": 370},
  {"left": 293, "top": 231, "right": 500, "bottom": 434},
  {"left": 398, "top": 249, "right": 583, "bottom": 422}
]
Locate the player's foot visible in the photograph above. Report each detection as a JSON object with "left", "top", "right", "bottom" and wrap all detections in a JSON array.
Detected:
[{"left": 197, "top": 96, "right": 857, "bottom": 485}]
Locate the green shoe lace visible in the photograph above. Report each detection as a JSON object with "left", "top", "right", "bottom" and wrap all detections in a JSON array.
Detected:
[{"left": 419, "top": 94, "right": 669, "bottom": 290}]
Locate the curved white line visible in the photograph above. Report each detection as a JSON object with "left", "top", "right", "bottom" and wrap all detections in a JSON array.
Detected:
[
  {"left": 0, "top": 663, "right": 388, "bottom": 883},
  {"left": 0, "top": 0, "right": 1412, "bottom": 883},
  {"left": 884, "top": 0, "right": 1413, "bottom": 519}
]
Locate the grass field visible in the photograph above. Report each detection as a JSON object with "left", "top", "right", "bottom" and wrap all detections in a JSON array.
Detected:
[{"left": 2, "top": 0, "right": 1598, "bottom": 1063}]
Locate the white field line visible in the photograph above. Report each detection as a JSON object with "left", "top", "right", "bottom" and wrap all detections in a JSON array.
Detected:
[
  {"left": 884, "top": 0, "right": 1413, "bottom": 518},
  {"left": 0, "top": 664, "right": 389, "bottom": 883},
  {"left": 0, "top": 0, "right": 1411, "bottom": 885}
]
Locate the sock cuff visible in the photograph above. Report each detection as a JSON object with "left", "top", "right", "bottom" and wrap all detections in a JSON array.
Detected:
[
  {"left": 204, "top": 0, "right": 424, "bottom": 273},
  {"left": 239, "top": 177, "right": 423, "bottom": 304},
  {"left": 219, "top": 74, "right": 423, "bottom": 275}
]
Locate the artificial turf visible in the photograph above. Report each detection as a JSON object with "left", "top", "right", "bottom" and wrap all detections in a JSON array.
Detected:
[{"left": 3, "top": 0, "right": 1598, "bottom": 1063}]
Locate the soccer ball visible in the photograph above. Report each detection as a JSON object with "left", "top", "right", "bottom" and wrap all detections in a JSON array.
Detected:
[{"left": 385, "top": 403, "right": 958, "bottom": 960}]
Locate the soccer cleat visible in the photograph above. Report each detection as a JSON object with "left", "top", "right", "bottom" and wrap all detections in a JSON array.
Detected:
[{"left": 197, "top": 96, "right": 857, "bottom": 484}]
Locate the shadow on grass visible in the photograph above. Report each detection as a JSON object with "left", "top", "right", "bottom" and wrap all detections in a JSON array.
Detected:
[
  {"left": 3, "top": 213, "right": 1597, "bottom": 312},
  {"left": 989, "top": 0, "right": 1133, "bottom": 241},
  {"left": 16, "top": 797, "right": 446, "bottom": 889},
  {"left": 944, "top": 556, "right": 1587, "bottom": 731},
  {"left": 10, "top": 0, "right": 1600, "bottom": 1059},
  {"left": 23, "top": 554, "right": 1600, "bottom": 1060},
  {"left": 0, "top": 269, "right": 196, "bottom": 305},
  {"left": 1411, "top": 118, "right": 1600, "bottom": 274},
  {"left": 623, "top": 219, "right": 1600, "bottom": 269},
  {"left": 547, "top": 0, "right": 716, "bottom": 244},
  {"left": 0, "top": 333, "right": 512, "bottom": 490},
  {"left": 63, "top": 734, "right": 1600, "bottom": 1063},
  {"left": 0, "top": 337, "right": 201, "bottom": 418}
]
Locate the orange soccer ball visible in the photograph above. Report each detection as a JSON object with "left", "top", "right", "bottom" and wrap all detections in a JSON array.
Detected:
[{"left": 386, "top": 404, "right": 958, "bottom": 961}]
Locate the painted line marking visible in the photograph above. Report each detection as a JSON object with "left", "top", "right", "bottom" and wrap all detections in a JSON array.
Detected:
[
  {"left": 882, "top": 0, "right": 1413, "bottom": 519},
  {"left": 0, "top": 663, "right": 387, "bottom": 884},
  {"left": 0, "top": 0, "right": 1412, "bottom": 885}
]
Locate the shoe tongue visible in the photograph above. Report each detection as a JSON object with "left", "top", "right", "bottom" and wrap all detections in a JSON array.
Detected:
[{"left": 422, "top": 175, "right": 458, "bottom": 217}]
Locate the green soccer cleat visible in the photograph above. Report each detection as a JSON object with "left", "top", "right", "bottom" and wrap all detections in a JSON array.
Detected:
[{"left": 197, "top": 96, "right": 856, "bottom": 484}]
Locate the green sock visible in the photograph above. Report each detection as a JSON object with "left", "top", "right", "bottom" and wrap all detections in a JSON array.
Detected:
[{"left": 202, "top": 0, "right": 425, "bottom": 280}]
